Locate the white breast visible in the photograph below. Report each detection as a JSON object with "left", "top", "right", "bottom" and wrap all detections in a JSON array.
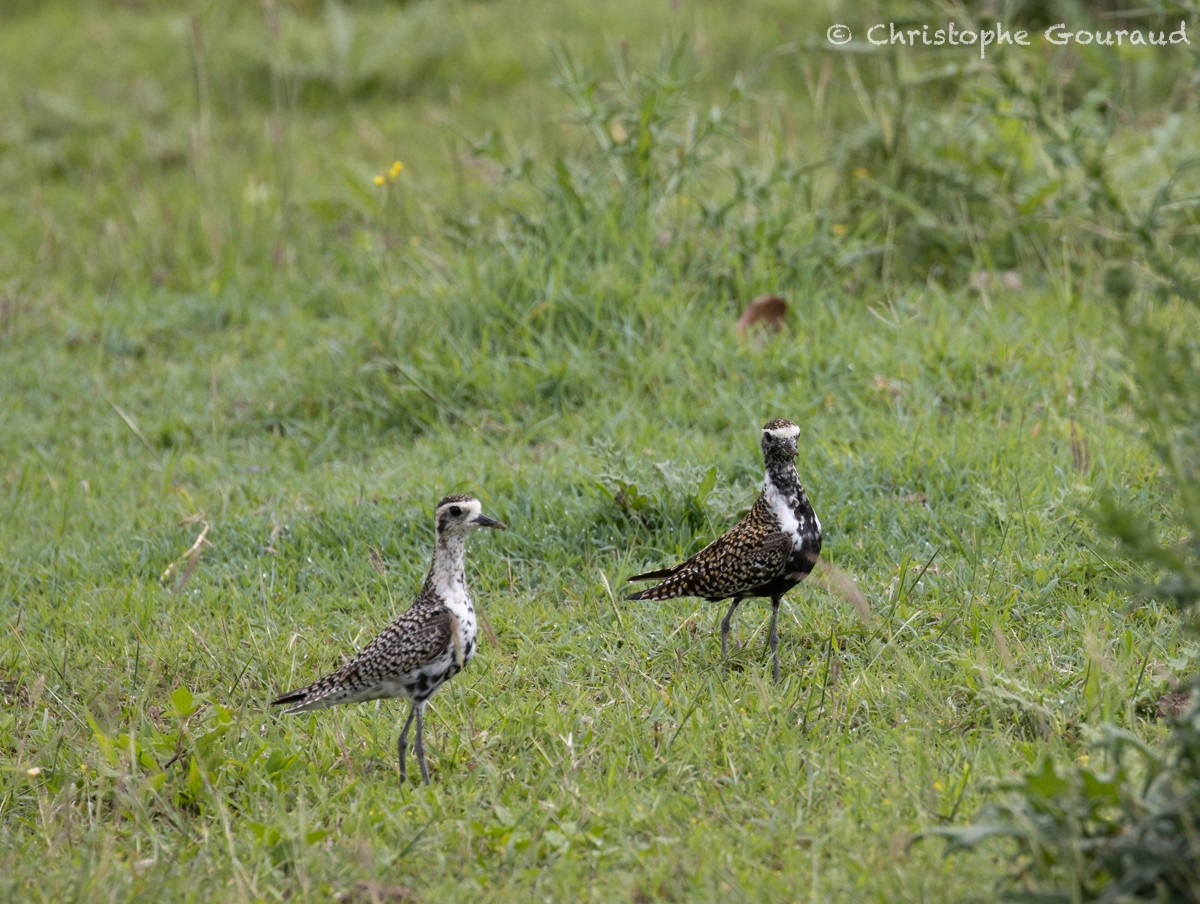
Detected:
[
  {"left": 764, "top": 473, "right": 805, "bottom": 549},
  {"left": 437, "top": 578, "right": 477, "bottom": 661}
]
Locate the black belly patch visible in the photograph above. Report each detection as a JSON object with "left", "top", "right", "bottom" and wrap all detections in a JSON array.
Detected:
[{"left": 404, "top": 660, "right": 464, "bottom": 703}]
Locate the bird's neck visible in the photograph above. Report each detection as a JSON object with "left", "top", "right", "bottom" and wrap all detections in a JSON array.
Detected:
[
  {"left": 423, "top": 533, "right": 468, "bottom": 599},
  {"left": 423, "top": 532, "right": 477, "bottom": 660},
  {"left": 764, "top": 458, "right": 806, "bottom": 508}
]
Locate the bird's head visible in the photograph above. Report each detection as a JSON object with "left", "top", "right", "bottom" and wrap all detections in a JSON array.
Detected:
[
  {"left": 434, "top": 494, "right": 507, "bottom": 536},
  {"left": 760, "top": 418, "right": 800, "bottom": 462}
]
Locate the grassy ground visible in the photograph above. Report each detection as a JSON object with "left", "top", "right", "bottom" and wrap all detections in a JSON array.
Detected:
[{"left": 3, "top": 1, "right": 1198, "bottom": 901}]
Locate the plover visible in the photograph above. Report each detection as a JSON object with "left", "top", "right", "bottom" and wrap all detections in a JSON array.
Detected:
[
  {"left": 627, "top": 418, "right": 822, "bottom": 682},
  {"left": 273, "top": 494, "right": 506, "bottom": 783}
]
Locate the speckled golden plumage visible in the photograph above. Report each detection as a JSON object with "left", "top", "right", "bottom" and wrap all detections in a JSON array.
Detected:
[
  {"left": 627, "top": 419, "right": 822, "bottom": 681},
  {"left": 626, "top": 495, "right": 794, "bottom": 601},
  {"left": 273, "top": 494, "right": 505, "bottom": 784}
]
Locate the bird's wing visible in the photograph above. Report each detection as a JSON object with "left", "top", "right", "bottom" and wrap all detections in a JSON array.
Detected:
[
  {"left": 273, "top": 605, "right": 453, "bottom": 711},
  {"left": 627, "top": 509, "right": 755, "bottom": 584},
  {"left": 628, "top": 528, "right": 792, "bottom": 602},
  {"left": 345, "top": 605, "right": 454, "bottom": 680}
]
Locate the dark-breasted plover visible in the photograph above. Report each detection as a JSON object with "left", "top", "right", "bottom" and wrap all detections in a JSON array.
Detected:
[
  {"left": 627, "top": 419, "right": 822, "bottom": 682},
  {"left": 273, "top": 494, "right": 506, "bottom": 783}
]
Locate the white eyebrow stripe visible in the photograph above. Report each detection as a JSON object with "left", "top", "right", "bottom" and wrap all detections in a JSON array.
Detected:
[
  {"left": 764, "top": 424, "right": 799, "bottom": 439},
  {"left": 438, "top": 498, "right": 481, "bottom": 514}
]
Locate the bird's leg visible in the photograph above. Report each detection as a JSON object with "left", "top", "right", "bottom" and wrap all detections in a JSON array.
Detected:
[
  {"left": 413, "top": 702, "right": 430, "bottom": 785},
  {"left": 720, "top": 599, "right": 741, "bottom": 670},
  {"left": 396, "top": 703, "right": 418, "bottom": 782},
  {"left": 768, "top": 595, "right": 782, "bottom": 683}
]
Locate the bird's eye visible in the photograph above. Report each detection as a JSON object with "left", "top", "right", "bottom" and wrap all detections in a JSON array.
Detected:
[{"left": 448, "top": 505, "right": 462, "bottom": 517}]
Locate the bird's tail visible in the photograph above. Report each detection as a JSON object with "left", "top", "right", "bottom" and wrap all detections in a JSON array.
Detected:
[
  {"left": 271, "top": 685, "right": 324, "bottom": 714},
  {"left": 271, "top": 688, "right": 309, "bottom": 708},
  {"left": 271, "top": 677, "right": 349, "bottom": 714},
  {"left": 626, "top": 562, "right": 686, "bottom": 601},
  {"left": 626, "top": 577, "right": 689, "bottom": 601}
]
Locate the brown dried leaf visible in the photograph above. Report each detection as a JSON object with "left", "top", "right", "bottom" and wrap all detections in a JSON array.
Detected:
[{"left": 735, "top": 294, "right": 787, "bottom": 335}]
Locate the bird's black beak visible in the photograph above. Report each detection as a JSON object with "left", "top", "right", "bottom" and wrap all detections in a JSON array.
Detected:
[{"left": 472, "top": 513, "right": 507, "bottom": 530}]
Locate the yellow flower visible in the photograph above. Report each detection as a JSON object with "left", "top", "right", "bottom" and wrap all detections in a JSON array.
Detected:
[
  {"left": 832, "top": 223, "right": 847, "bottom": 236},
  {"left": 853, "top": 167, "right": 868, "bottom": 179},
  {"left": 373, "top": 175, "right": 386, "bottom": 186},
  {"left": 389, "top": 160, "right": 404, "bottom": 179}
]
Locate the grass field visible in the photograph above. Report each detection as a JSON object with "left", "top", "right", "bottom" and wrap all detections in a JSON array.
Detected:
[{"left": 3, "top": 1, "right": 1199, "bottom": 901}]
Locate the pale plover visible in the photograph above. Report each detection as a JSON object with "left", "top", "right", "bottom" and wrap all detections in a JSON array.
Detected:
[
  {"left": 273, "top": 494, "right": 506, "bottom": 783},
  {"left": 627, "top": 419, "right": 822, "bottom": 682}
]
